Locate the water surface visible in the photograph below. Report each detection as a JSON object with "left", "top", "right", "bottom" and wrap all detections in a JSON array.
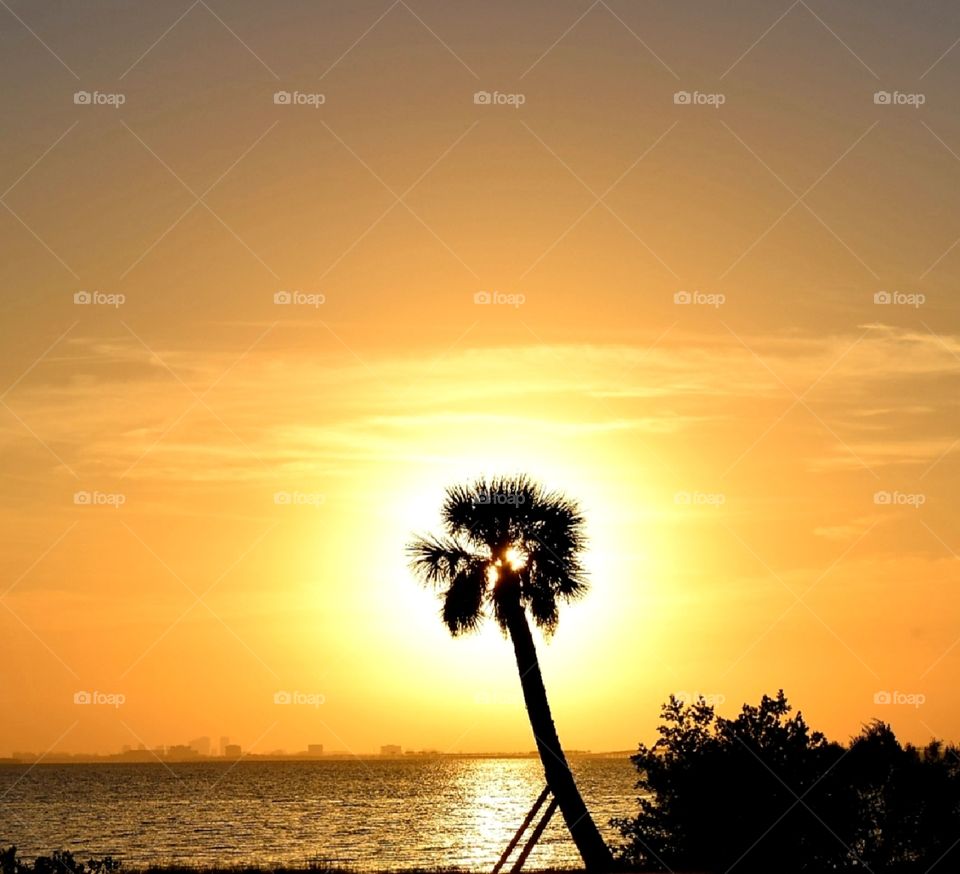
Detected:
[{"left": 0, "top": 758, "right": 637, "bottom": 870}]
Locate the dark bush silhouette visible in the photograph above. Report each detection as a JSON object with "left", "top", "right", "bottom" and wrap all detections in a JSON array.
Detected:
[
  {"left": 613, "top": 692, "right": 960, "bottom": 873},
  {"left": 0, "top": 849, "right": 121, "bottom": 874}
]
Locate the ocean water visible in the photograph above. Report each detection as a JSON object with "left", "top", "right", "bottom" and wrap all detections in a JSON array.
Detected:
[{"left": 0, "top": 757, "right": 638, "bottom": 870}]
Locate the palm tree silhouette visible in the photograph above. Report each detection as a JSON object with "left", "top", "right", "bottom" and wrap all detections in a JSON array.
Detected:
[{"left": 408, "top": 475, "right": 614, "bottom": 872}]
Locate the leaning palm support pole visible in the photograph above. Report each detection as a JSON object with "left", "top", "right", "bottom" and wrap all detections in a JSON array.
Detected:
[{"left": 408, "top": 475, "right": 615, "bottom": 872}]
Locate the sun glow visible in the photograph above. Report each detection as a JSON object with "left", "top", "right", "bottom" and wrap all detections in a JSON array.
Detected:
[
  {"left": 504, "top": 546, "right": 528, "bottom": 570},
  {"left": 487, "top": 545, "right": 529, "bottom": 586}
]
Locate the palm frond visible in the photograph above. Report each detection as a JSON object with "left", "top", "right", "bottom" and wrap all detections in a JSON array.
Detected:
[
  {"left": 407, "top": 534, "right": 477, "bottom": 587},
  {"left": 441, "top": 559, "right": 489, "bottom": 636},
  {"left": 527, "top": 583, "right": 560, "bottom": 635},
  {"left": 530, "top": 553, "right": 589, "bottom": 602},
  {"left": 441, "top": 475, "right": 540, "bottom": 549},
  {"left": 412, "top": 475, "right": 592, "bottom": 637},
  {"left": 526, "top": 489, "right": 587, "bottom": 558},
  {"left": 521, "top": 487, "right": 590, "bottom": 611}
]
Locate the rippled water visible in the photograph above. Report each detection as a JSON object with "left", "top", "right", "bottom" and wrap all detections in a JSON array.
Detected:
[{"left": 0, "top": 758, "right": 637, "bottom": 870}]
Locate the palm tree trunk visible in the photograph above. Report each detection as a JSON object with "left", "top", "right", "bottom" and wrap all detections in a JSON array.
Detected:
[{"left": 504, "top": 602, "right": 614, "bottom": 872}]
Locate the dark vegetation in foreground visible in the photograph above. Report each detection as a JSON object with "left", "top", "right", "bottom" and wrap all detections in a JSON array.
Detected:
[
  {"left": 0, "top": 850, "right": 586, "bottom": 874},
  {"left": 614, "top": 691, "right": 960, "bottom": 873},
  {"left": 1, "top": 850, "right": 121, "bottom": 874}
]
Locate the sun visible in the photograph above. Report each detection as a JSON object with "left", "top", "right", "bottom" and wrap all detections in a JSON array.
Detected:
[
  {"left": 504, "top": 546, "right": 527, "bottom": 570},
  {"left": 486, "top": 545, "right": 529, "bottom": 587}
]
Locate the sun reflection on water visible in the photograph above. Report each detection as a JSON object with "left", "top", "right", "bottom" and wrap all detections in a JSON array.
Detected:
[
  {"left": 437, "top": 758, "right": 574, "bottom": 870},
  {"left": 0, "top": 759, "right": 637, "bottom": 871}
]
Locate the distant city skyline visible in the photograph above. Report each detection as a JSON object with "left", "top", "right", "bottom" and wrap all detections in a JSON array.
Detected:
[{"left": 0, "top": 739, "right": 615, "bottom": 764}]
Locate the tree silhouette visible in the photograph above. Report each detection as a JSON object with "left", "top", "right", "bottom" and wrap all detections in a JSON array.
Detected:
[
  {"left": 614, "top": 692, "right": 960, "bottom": 873},
  {"left": 408, "top": 475, "right": 614, "bottom": 872}
]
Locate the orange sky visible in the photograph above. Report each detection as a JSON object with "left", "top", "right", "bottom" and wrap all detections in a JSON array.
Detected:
[{"left": 2, "top": 1, "right": 960, "bottom": 757}]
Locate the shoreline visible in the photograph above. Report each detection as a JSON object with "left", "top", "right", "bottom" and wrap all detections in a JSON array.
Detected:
[
  {"left": 1, "top": 862, "right": 599, "bottom": 874},
  {"left": 0, "top": 752, "right": 634, "bottom": 766},
  {"left": 0, "top": 857, "right": 624, "bottom": 872}
]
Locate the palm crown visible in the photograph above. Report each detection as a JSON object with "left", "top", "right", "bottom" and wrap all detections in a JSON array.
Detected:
[{"left": 408, "top": 475, "right": 589, "bottom": 636}]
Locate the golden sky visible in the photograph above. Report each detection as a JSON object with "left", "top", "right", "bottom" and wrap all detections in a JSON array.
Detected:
[{"left": 2, "top": 1, "right": 960, "bottom": 756}]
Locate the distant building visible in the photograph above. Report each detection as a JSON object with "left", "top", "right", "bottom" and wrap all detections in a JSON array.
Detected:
[
  {"left": 219, "top": 736, "right": 230, "bottom": 756},
  {"left": 189, "top": 736, "right": 211, "bottom": 756},
  {"left": 306, "top": 744, "right": 323, "bottom": 756},
  {"left": 118, "top": 747, "right": 153, "bottom": 762},
  {"left": 166, "top": 745, "right": 199, "bottom": 759},
  {"left": 380, "top": 744, "right": 402, "bottom": 756},
  {"left": 224, "top": 744, "right": 242, "bottom": 758}
]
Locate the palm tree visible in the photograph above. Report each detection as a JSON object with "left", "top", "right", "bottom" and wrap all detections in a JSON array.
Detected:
[{"left": 408, "top": 475, "right": 614, "bottom": 872}]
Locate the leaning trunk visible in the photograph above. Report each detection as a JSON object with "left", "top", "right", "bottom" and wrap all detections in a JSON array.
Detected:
[{"left": 504, "top": 600, "right": 614, "bottom": 872}]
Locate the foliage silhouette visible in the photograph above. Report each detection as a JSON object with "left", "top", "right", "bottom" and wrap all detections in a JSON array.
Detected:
[
  {"left": 0, "top": 853, "right": 521, "bottom": 874},
  {"left": 0, "top": 848, "right": 121, "bottom": 874},
  {"left": 613, "top": 692, "right": 960, "bottom": 873},
  {"left": 408, "top": 475, "right": 614, "bottom": 872}
]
